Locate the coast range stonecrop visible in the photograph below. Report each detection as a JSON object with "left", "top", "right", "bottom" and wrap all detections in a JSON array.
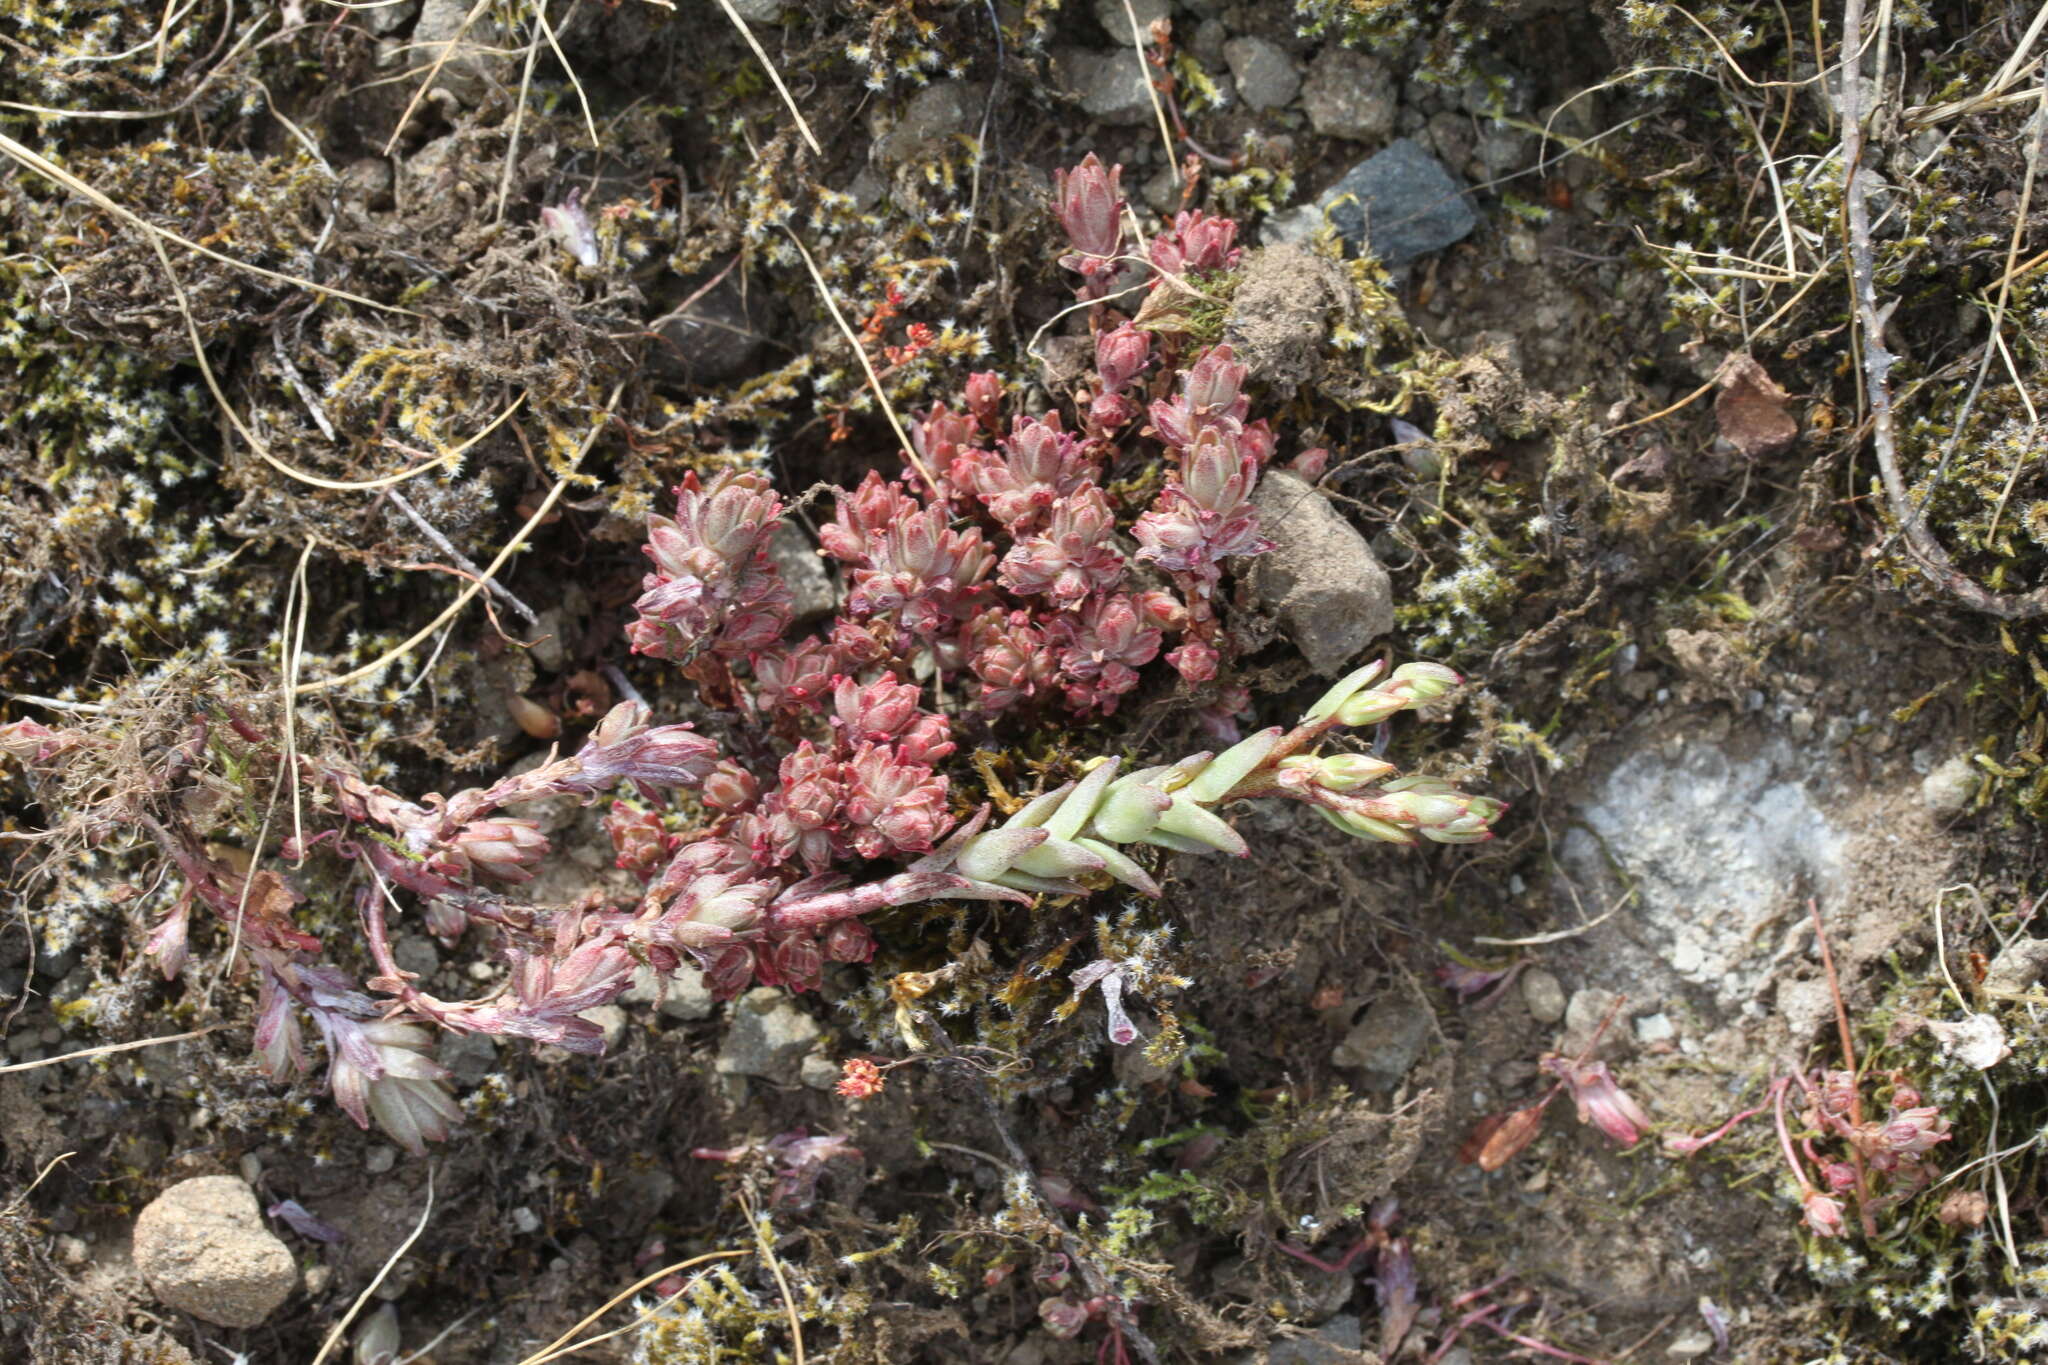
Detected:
[{"left": 0, "top": 156, "right": 1501, "bottom": 1157}]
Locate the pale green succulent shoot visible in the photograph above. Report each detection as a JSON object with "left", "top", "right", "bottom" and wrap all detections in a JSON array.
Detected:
[{"left": 944, "top": 655, "right": 1498, "bottom": 897}]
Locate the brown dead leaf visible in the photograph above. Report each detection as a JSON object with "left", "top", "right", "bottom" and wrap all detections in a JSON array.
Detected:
[
  {"left": 1459, "top": 1103, "right": 1548, "bottom": 1170},
  {"left": 1713, "top": 352, "right": 1798, "bottom": 459}
]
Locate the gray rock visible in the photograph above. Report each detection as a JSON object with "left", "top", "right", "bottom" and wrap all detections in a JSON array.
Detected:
[
  {"left": 1259, "top": 203, "right": 1324, "bottom": 247},
  {"left": 716, "top": 987, "right": 822, "bottom": 1082},
  {"left": 1190, "top": 17, "right": 1229, "bottom": 68},
  {"left": 436, "top": 1029, "right": 499, "bottom": 1086},
  {"left": 528, "top": 606, "right": 570, "bottom": 672},
  {"left": 1215, "top": 1260, "right": 1354, "bottom": 1331},
  {"left": 1559, "top": 738, "right": 1847, "bottom": 1013},
  {"left": 800, "top": 1051, "right": 841, "bottom": 1091},
  {"left": 365, "top": 0, "right": 416, "bottom": 35},
  {"left": 1318, "top": 137, "right": 1478, "bottom": 267},
  {"left": 1249, "top": 472, "right": 1393, "bottom": 675},
  {"left": 724, "top": 0, "right": 783, "bottom": 19},
  {"left": 622, "top": 962, "right": 715, "bottom": 1020},
  {"left": 654, "top": 274, "right": 764, "bottom": 388},
  {"left": 1301, "top": 48, "right": 1396, "bottom": 142},
  {"left": 1227, "top": 1313, "right": 1364, "bottom": 1362},
  {"left": 132, "top": 1177, "right": 298, "bottom": 1329},
  {"left": 409, "top": 0, "right": 506, "bottom": 105},
  {"left": 391, "top": 934, "right": 440, "bottom": 982},
  {"left": 1423, "top": 111, "right": 1475, "bottom": 178},
  {"left": 1224, "top": 36, "right": 1301, "bottom": 111},
  {"left": 1092, "top": 0, "right": 1170, "bottom": 42},
  {"left": 1331, "top": 995, "right": 1431, "bottom": 1086},
  {"left": 769, "top": 522, "right": 838, "bottom": 626},
  {"left": 1520, "top": 967, "right": 1567, "bottom": 1024},
  {"left": 1984, "top": 937, "right": 2048, "bottom": 996},
  {"left": 341, "top": 157, "right": 394, "bottom": 211},
  {"left": 1112, "top": 1019, "right": 1174, "bottom": 1089},
  {"left": 878, "top": 81, "right": 983, "bottom": 166},
  {"left": 1273, "top": 1314, "right": 1364, "bottom": 1365},
  {"left": 581, "top": 1004, "right": 629, "bottom": 1052},
  {"left": 1561, "top": 987, "right": 1625, "bottom": 1057},
  {"left": 1921, "top": 754, "right": 1978, "bottom": 815},
  {"left": 1469, "top": 124, "right": 1535, "bottom": 184},
  {"left": 1051, "top": 47, "right": 1156, "bottom": 125}
]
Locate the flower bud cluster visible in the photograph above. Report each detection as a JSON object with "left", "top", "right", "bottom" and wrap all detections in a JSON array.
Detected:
[
  {"left": 620, "top": 158, "right": 1290, "bottom": 719},
  {"left": 596, "top": 674, "right": 959, "bottom": 996},
  {"left": 258, "top": 962, "right": 463, "bottom": 1158},
  {"left": 1051, "top": 153, "right": 1123, "bottom": 299},
  {"left": 627, "top": 470, "right": 793, "bottom": 664}
]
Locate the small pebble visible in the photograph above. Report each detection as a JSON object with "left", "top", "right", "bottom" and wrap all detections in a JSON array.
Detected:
[
  {"left": 1520, "top": 968, "right": 1567, "bottom": 1025},
  {"left": 364, "top": 1146, "right": 396, "bottom": 1175},
  {"left": 1920, "top": 754, "right": 1978, "bottom": 815},
  {"left": 1634, "top": 1012, "right": 1676, "bottom": 1045}
]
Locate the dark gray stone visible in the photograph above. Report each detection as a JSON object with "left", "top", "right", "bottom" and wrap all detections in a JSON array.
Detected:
[
  {"left": 1319, "top": 138, "right": 1478, "bottom": 266},
  {"left": 1331, "top": 996, "right": 1432, "bottom": 1087},
  {"left": 1224, "top": 36, "right": 1301, "bottom": 111},
  {"left": 1301, "top": 48, "right": 1397, "bottom": 142},
  {"left": 877, "top": 81, "right": 984, "bottom": 167},
  {"left": 1050, "top": 47, "right": 1155, "bottom": 125},
  {"left": 436, "top": 1030, "right": 500, "bottom": 1086}
]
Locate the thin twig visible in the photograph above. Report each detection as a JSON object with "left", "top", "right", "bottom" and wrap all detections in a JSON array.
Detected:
[
  {"left": 1122, "top": 0, "right": 1179, "bottom": 188},
  {"left": 515, "top": 1251, "right": 749, "bottom": 1365},
  {"left": 294, "top": 383, "right": 623, "bottom": 695},
  {"left": 1839, "top": 0, "right": 2048, "bottom": 618},
  {"left": 0, "top": 131, "right": 408, "bottom": 317},
  {"left": 2, "top": 1151, "right": 74, "bottom": 1213},
  {"left": 743, "top": 1193, "right": 807, "bottom": 1365},
  {"left": 1807, "top": 896, "right": 1878, "bottom": 1238},
  {"left": 382, "top": 0, "right": 495, "bottom": 156},
  {"left": 388, "top": 492, "right": 541, "bottom": 627}
]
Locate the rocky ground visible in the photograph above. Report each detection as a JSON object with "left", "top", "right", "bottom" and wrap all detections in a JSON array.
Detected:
[{"left": 5, "top": 1, "right": 2048, "bottom": 1363}]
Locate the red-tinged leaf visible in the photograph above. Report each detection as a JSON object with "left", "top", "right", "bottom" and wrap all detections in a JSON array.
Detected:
[{"left": 1714, "top": 352, "right": 1798, "bottom": 459}]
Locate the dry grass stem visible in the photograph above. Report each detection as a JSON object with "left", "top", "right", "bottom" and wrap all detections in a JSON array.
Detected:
[
  {"left": 515, "top": 1251, "right": 748, "bottom": 1365},
  {"left": 1122, "top": 0, "right": 1179, "bottom": 188},
  {"left": 0, "top": 1027, "right": 222, "bottom": 1077},
  {"left": 310, "top": 1164, "right": 435, "bottom": 1365},
  {"left": 712, "top": 0, "right": 822, "bottom": 156},
  {"left": 293, "top": 382, "right": 623, "bottom": 695},
  {"left": 0, "top": 130, "right": 410, "bottom": 317},
  {"left": 783, "top": 228, "right": 937, "bottom": 494}
]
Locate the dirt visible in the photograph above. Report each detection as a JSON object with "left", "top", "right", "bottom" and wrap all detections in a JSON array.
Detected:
[{"left": 5, "top": 1, "right": 2048, "bottom": 1363}]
